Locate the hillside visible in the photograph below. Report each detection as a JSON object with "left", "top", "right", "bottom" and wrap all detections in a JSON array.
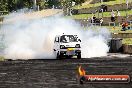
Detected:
[
  {"left": 2, "top": 9, "right": 63, "bottom": 24},
  {"left": 69, "top": 0, "right": 132, "bottom": 26},
  {"left": 74, "top": 0, "right": 132, "bottom": 9}
]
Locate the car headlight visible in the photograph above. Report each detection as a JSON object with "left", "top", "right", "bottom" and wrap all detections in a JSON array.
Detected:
[
  {"left": 60, "top": 45, "right": 65, "bottom": 49},
  {"left": 75, "top": 44, "right": 80, "bottom": 48}
]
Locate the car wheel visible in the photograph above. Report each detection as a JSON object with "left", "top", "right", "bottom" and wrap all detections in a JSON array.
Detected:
[
  {"left": 56, "top": 52, "right": 60, "bottom": 59},
  {"left": 77, "top": 53, "right": 81, "bottom": 59}
]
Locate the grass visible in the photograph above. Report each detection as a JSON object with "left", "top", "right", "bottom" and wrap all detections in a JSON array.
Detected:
[
  {"left": 83, "top": 26, "right": 132, "bottom": 33},
  {"left": 122, "top": 38, "right": 132, "bottom": 45},
  {"left": 73, "top": 0, "right": 132, "bottom": 9},
  {"left": 106, "top": 26, "right": 132, "bottom": 33},
  {"left": 0, "top": 56, "right": 5, "bottom": 61},
  {"left": 83, "top": 25, "right": 132, "bottom": 33},
  {"left": 68, "top": 10, "right": 132, "bottom": 19},
  {"left": 83, "top": 26, "right": 132, "bottom": 44},
  {"left": 104, "top": 26, "right": 132, "bottom": 44}
]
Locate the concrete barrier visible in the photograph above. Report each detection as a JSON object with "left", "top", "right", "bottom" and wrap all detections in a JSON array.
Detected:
[
  {"left": 75, "top": 2, "right": 132, "bottom": 14},
  {"left": 123, "top": 44, "right": 132, "bottom": 54},
  {"left": 108, "top": 38, "right": 132, "bottom": 54},
  {"left": 109, "top": 38, "right": 123, "bottom": 53},
  {"left": 74, "top": 15, "right": 132, "bottom": 26},
  {"left": 112, "top": 33, "right": 132, "bottom": 38}
]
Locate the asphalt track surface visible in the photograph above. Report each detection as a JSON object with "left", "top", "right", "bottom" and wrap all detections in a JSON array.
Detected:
[{"left": 0, "top": 57, "right": 132, "bottom": 88}]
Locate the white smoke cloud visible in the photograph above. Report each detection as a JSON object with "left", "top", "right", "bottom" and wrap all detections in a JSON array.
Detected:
[{"left": 1, "top": 11, "right": 110, "bottom": 59}]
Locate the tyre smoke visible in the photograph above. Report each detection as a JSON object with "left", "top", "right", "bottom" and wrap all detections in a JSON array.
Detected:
[{"left": 1, "top": 10, "right": 110, "bottom": 59}]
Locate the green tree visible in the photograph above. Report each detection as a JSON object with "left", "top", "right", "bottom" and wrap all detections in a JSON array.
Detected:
[
  {"left": 73, "top": 0, "right": 85, "bottom": 5},
  {"left": 0, "top": 0, "right": 87, "bottom": 12},
  {"left": 47, "top": 0, "right": 61, "bottom": 8},
  {"left": 7, "top": 0, "right": 33, "bottom": 12},
  {"left": 0, "top": 0, "right": 8, "bottom": 11},
  {"left": 37, "top": 0, "right": 46, "bottom": 9},
  {"left": 23, "top": 0, "right": 33, "bottom": 9}
]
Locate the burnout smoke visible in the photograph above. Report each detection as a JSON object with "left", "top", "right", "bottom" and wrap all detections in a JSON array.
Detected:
[{"left": 1, "top": 10, "right": 110, "bottom": 59}]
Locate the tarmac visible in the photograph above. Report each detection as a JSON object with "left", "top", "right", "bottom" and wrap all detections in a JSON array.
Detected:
[{"left": 0, "top": 54, "right": 132, "bottom": 88}]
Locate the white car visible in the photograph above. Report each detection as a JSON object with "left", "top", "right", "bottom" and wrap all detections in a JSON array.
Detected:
[{"left": 53, "top": 34, "right": 81, "bottom": 59}]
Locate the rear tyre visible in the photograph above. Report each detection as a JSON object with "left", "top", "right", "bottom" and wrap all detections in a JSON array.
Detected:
[
  {"left": 59, "top": 53, "right": 63, "bottom": 59},
  {"left": 56, "top": 52, "right": 60, "bottom": 59},
  {"left": 56, "top": 52, "right": 63, "bottom": 59},
  {"left": 80, "top": 79, "right": 83, "bottom": 84},
  {"left": 77, "top": 53, "right": 81, "bottom": 59}
]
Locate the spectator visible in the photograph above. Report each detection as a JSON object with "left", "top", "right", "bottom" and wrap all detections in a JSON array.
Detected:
[
  {"left": 91, "top": 16, "right": 94, "bottom": 23},
  {"left": 121, "top": 21, "right": 128, "bottom": 31},
  {"left": 100, "top": 18, "right": 103, "bottom": 26},
  {"left": 111, "top": 10, "right": 115, "bottom": 22},
  {"left": 116, "top": 10, "right": 120, "bottom": 23},
  {"left": 117, "top": 10, "right": 120, "bottom": 16},
  {"left": 88, "top": 18, "right": 91, "bottom": 23},
  {"left": 93, "top": 15, "right": 96, "bottom": 23}
]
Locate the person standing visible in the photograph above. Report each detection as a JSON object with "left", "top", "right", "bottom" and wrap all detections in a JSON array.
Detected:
[
  {"left": 121, "top": 21, "right": 128, "bottom": 31},
  {"left": 100, "top": 18, "right": 103, "bottom": 26},
  {"left": 116, "top": 10, "right": 121, "bottom": 24},
  {"left": 111, "top": 10, "right": 115, "bottom": 22},
  {"left": 117, "top": 10, "right": 120, "bottom": 17},
  {"left": 93, "top": 15, "right": 96, "bottom": 23}
]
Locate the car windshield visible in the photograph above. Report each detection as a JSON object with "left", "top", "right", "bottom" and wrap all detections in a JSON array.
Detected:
[{"left": 60, "top": 35, "right": 78, "bottom": 43}]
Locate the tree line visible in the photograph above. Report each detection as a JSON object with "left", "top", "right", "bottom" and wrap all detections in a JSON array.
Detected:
[{"left": 0, "top": 0, "right": 86, "bottom": 12}]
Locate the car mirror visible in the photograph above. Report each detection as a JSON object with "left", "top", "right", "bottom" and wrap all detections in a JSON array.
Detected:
[{"left": 78, "top": 39, "right": 81, "bottom": 42}]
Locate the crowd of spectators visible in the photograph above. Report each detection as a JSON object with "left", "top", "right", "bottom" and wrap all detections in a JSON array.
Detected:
[{"left": 87, "top": 9, "right": 130, "bottom": 30}]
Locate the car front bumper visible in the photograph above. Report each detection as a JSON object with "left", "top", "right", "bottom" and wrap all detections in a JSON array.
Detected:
[{"left": 60, "top": 48, "right": 81, "bottom": 56}]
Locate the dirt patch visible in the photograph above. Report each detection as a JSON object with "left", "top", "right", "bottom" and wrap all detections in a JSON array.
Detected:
[
  {"left": 2, "top": 9, "right": 62, "bottom": 24},
  {"left": 0, "top": 58, "right": 132, "bottom": 88}
]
